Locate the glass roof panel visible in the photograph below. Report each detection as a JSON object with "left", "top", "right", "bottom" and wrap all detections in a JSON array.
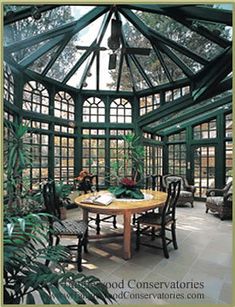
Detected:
[
  {"left": 135, "top": 50, "right": 169, "bottom": 86},
  {"left": 46, "top": 14, "right": 104, "bottom": 82},
  {"left": 66, "top": 54, "right": 92, "bottom": 89},
  {"left": 4, "top": 6, "right": 76, "bottom": 46},
  {"left": 4, "top": 5, "right": 31, "bottom": 13},
  {"left": 121, "top": 15, "right": 152, "bottom": 49},
  {"left": 168, "top": 47, "right": 204, "bottom": 73},
  {"left": 11, "top": 40, "right": 49, "bottom": 62},
  {"left": 128, "top": 58, "right": 149, "bottom": 90},
  {"left": 159, "top": 51, "right": 186, "bottom": 81},
  {"left": 135, "top": 11, "right": 224, "bottom": 61},
  {"left": 46, "top": 32, "right": 86, "bottom": 82},
  {"left": 28, "top": 45, "right": 60, "bottom": 74},
  {"left": 120, "top": 58, "right": 133, "bottom": 91},
  {"left": 99, "top": 50, "right": 119, "bottom": 91},
  {"left": 83, "top": 56, "right": 97, "bottom": 90}
]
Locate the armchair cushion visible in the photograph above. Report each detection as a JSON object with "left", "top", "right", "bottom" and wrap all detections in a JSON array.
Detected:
[{"left": 161, "top": 174, "right": 195, "bottom": 207}]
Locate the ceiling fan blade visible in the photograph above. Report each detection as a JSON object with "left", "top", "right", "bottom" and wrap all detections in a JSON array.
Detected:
[
  {"left": 125, "top": 47, "right": 151, "bottom": 56},
  {"left": 108, "top": 53, "right": 117, "bottom": 70}
]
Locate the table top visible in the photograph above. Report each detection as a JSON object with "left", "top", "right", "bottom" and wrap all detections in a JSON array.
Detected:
[{"left": 74, "top": 190, "right": 167, "bottom": 215}]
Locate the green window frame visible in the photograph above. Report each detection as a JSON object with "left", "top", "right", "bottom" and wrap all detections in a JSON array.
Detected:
[
  {"left": 110, "top": 98, "right": 132, "bottom": 123},
  {"left": 193, "top": 118, "right": 217, "bottom": 139},
  {"left": 54, "top": 133, "right": 74, "bottom": 184},
  {"left": 82, "top": 134, "right": 106, "bottom": 185},
  {"left": 82, "top": 97, "right": 105, "bottom": 123},
  {"left": 4, "top": 62, "right": 14, "bottom": 104},
  {"left": 139, "top": 93, "right": 160, "bottom": 116},
  {"left": 23, "top": 81, "right": 49, "bottom": 114},
  {"left": 22, "top": 121, "right": 49, "bottom": 190},
  {"left": 168, "top": 144, "right": 187, "bottom": 176},
  {"left": 54, "top": 91, "right": 75, "bottom": 121}
]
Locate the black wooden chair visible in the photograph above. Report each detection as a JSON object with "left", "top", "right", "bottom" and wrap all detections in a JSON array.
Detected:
[
  {"left": 136, "top": 180, "right": 181, "bottom": 258},
  {"left": 78, "top": 174, "right": 117, "bottom": 235},
  {"left": 43, "top": 181, "right": 88, "bottom": 272},
  {"left": 132, "top": 174, "right": 162, "bottom": 225}
]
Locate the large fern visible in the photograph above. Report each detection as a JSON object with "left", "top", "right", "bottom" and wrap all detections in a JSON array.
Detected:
[{"left": 4, "top": 213, "right": 115, "bottom": 304}]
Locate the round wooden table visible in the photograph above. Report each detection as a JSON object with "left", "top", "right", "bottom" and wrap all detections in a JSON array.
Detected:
[{"left": 75, "top": 190, "right": 167, "bottom": 260}]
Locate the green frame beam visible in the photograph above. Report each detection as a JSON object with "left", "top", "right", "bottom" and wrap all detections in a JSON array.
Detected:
[
  {"left": 151, "top": 94, "right": 232, "bottom": 133},
  {"left": 162, "top": 103, "right": 232, "bottom": 136},
  {"left": 192, "top": 47, "right": 232, "bottom": 101},
  {"left": 122, "top": 4, "right": 232, "bottom": 26},
  {"left": 4, "top": 5, "right": 61, "bottom": 25}
]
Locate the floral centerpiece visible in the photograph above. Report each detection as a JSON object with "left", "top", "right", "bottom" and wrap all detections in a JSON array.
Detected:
[
  {"left": 109, "top": 133, "right": 145, "bottom": 199},
  {"left": 109, "top": 177, "right": 144, "bottom": 199}
]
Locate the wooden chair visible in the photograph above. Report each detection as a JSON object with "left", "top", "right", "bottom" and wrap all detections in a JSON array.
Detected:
[
  {"left": 136, "top": 180, "right": 181, "bottom": 258},
  {"left": 43, "top": 181, "right": 88, "bottom": 272},
  {"left": 132, "top": 174, "right": 162, "bottom": 225},
  {"left": 77, "top": 174, "right": 117, "bottom": 235}
]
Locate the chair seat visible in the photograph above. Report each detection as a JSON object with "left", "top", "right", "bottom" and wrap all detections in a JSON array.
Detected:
[
  {"left": 53, "top": 220, "right": 87, "bottom": 236},
  {"left": 180, "top": 191, "right": 192, "bottom": 198},
  {"left": 206, "top": 196, "right": 224, "bottom": 207},
  {"left": 137, "top": 212, "right": 172, "bottom": 225}
]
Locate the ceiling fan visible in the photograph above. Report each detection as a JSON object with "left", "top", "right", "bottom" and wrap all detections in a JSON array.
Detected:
[{"left": 107, "top": 18, "right": 151, "bottom": 69}]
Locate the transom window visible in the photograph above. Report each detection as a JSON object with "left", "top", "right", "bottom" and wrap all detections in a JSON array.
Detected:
[
  {"left": 110, "top": 98, "right": 132, "bottom": 123},
  {"left": 23, "top": 81, "right": 49, "bottom": 114},
  {"left": 193, "top": 119, "right": 217, "bottom": 139},
  {"left": 139, "top": 94, "right": 160, "bottom": 116},
  {"left": 82, "top": 97, "right": 105, "bottom": 123},
  {"left": 54, "top": 91, "right": 74, "bottom": 120}
]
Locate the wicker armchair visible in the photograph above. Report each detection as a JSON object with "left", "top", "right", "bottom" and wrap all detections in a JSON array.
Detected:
[
  {"left": 161, "top": 174, "right": 196, "bottom": 208},
  {"left": 206, "top": 181, "right": 233, "bottom": 220}
]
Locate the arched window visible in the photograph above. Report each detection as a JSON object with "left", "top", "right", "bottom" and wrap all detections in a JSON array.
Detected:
[
  {"left": 110, "top": 98, "right": 132, "bottom": 123},
  {"left": 4, "top": 62, "right": 14, "bottom": 104},
  {"left": 54, "top": 91, "right": 74, "bottom": 120},
  {"left": 23, "top": 81, "right": 49, "bottom": 114},
  {"left": 82, "top": 97, "right": 105, "bottom": 123}
]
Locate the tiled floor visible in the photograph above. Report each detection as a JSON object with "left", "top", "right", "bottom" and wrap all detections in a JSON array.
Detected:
[{"left": 62, "top": 202, "right": 232, "bottom": 304}]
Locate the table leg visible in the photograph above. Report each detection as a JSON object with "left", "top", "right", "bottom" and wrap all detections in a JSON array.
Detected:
[
  {"left": 83, "top": 209, "right": 88, "bottom": 224},
  {"left": 123, "top": 212, "right": 132, "bottom": 260}
]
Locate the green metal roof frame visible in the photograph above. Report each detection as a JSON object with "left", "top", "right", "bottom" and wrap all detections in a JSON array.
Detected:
[{"left": 4, "top": 4, "right": 231, "bottom": 93}]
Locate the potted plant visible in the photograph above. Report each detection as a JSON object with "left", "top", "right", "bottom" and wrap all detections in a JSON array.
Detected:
[
  {"left": 109, "top": 133, "right": 145, "bottom": 199},
  {"left": 4, "top": 120, "right": 115, "bottom": 304}
]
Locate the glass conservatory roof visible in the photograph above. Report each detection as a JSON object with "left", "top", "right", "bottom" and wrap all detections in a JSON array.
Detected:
[{"left": 4, "top": 4, "right": 232, "bottom": 93}]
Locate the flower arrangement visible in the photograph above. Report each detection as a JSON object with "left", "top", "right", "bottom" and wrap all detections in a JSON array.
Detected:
[
  {"left": 74, "top": 170, "right": 91, "bottom": 182},
  {"left": 109, "top": 177, "right": 144, "bottom": 199}
]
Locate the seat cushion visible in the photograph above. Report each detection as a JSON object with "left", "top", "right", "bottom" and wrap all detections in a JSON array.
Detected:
[
  {"left": 137, "top": 212, "right": 172, "bottom": 225},
  {"left": 53, "top": 220, "right": 87, "bottom": 236},
  {"left": 179, "top": 191, "right": 193, "bottom": 198},
  {"left": 206, "top": 196, "right": 224, "bottom": 207}
]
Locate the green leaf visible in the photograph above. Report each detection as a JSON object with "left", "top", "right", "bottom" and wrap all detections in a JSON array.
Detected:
[
  {"left": 61, "top": 284, "right": 86, "bottom": 304},
  {"left": 26, "top": 293, "right": 35, "bottom": 304},
  {"left": 50, "top": 285, "right": 70, "bottom": 304},
  {"left": 38, "top": 288, "right": 55, "bottom": 304}
]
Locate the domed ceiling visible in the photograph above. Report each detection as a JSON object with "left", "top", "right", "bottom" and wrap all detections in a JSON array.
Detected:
[{"left": 4, "top": 4, "right": 232, "bottom": 95}]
